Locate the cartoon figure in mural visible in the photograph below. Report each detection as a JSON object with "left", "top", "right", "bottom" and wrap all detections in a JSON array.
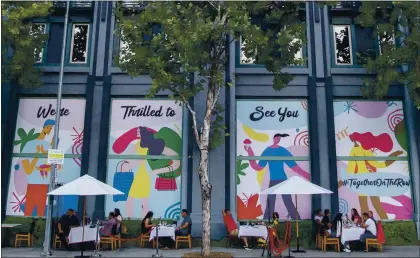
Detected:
[
  {"left": 112, "top": 126, "right": 182, "bottom": 218},
  {"left": 338, "top": 132, "right": 403, "bottom": 220},
  {"left": 14, "top": 119, "right": 60, "bottom": 216},
  {"left": 244, "top": 133, "right": 310, "bottom": 220}
]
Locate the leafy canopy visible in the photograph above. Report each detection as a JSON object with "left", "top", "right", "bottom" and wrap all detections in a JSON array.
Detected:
[
  {"left": 1, "top": 1, "right": 51, "bottom": 88},
  {"left": 115, "top": 1, "right": 305, "bottom": 148},
  {"left": 356, "top": 1, "right": 420, "bottom": 108}
]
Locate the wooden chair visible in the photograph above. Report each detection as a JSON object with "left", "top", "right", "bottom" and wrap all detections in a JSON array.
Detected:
[
  {"left": 99, "top": 236, "right": 116, "bottom": 251},
  {"left": 175, "top": 223, "right": 192, "bottom": 249},
  {"left": 366, "top": 238, "right": 383, "bottom": 252},
  {"left": 322, "top": 235, "right": 340, "bottom": 252},
  {"left": 139, "top": 232, "right": 153, "bottom": 248},
  {"left": 54, "top": 234, "right": 62, "bottom": 249},
  {"left": 366, "top": 221, "right": 384, "bottom": 252},
  {"left": 14, "top": 220, "right": 36, "bottom": 248}
]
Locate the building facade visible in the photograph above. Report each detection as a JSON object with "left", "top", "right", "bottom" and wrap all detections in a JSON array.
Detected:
[{"left": 2, "top": 1, "right": 420, "bottom": 240}]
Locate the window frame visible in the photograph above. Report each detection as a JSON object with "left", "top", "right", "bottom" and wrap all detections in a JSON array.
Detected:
[{"left": 69, "top": 23, "right": 90, "bottom": 64}]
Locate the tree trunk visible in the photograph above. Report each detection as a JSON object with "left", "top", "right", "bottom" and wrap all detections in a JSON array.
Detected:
[{"left": 199, "top": 148, "right": 212, "bottom": 256}]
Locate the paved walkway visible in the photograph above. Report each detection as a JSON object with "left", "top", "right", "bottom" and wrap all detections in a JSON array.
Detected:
[{"left": 1, "top": 246, "right": 419, "bottom": 257}]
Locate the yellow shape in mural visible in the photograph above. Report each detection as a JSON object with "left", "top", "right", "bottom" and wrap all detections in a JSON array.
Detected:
[
  {"left": 257, "top": 168, "right": 266, "bottom": 187},
  {"left": 243, "top": 125, "right": 269, "bottom": 142},
  {"left": 129, "top": 144, "right": 150, "bottom": 198}
]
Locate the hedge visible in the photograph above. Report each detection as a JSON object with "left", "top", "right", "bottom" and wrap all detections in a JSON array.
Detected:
[{"left": 2, "top": 217, "right": 418, "bottom": 248}]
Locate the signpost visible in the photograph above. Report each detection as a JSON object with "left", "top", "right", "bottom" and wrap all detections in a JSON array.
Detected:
[{"left": 47, "top": 149, "right": 64, "bottom": 165}]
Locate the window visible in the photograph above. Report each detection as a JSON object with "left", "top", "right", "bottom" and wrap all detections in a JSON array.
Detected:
[
  {"left": 119, "top": 29, "right": 134, "bottom": 63},
  {"left": 333, "top": 100, "right": 413, "bottom": 220},
  {"left": 70, "top": 24, "right": 90, "bottom": 64},
  {"left": 378, "top": 31, "right": 395, "bottom": 56},
  {"left": 239, "top": 36, "right": 304, "bottom": 65},
  {"left": 239, "top": 36, "right": 257, "bottom": 64},
  {"left": 106, "top": 99, "right": 183, "bottom": 219},
  {"left": 354, "top": 25, "right": 375, "bottom": 65},
  {"left": 236, "top": 100, "right": 311, "bottom": 220},
  {"left": 333, "top": 25, "right": 353, "bottom": 65},
  {"left": 31, "top": 23, "right": 47, "bottom": 63},
  {"left": 5, "top": 98, "right": 86, "bottom": 217}
]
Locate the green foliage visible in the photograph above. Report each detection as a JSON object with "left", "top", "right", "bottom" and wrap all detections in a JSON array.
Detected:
[
  {"left": 1, "top": 1, "right": 51, "bottom": 88},
  {"left": 236, "top": 159, "right": 248, "bottom": 185},
  {"left": 115, "top": 1, "right": 305, "bottom": 149},
  {"left": 356, "top": 2, "right": 420, "bottom": 108},
  {"left": 13, "top": 128, "right": 40, "bottom": 152}
]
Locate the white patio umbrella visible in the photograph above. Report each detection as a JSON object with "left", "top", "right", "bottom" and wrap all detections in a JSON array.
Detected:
[
  {"left": 48, "top": 174, "right": 123, "bottom": 257},
  {"left": 261, "top": 176, "right": 333, "bottom": 253}
]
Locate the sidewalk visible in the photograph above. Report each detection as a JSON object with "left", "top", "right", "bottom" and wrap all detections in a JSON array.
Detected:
[{"left": 1, "top": 246, "right": 419, "bottom": 257}]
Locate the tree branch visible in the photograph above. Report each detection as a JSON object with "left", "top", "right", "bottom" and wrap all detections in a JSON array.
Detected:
[{"left": 184, "top": 100, "right": 201, "bottom": 146}]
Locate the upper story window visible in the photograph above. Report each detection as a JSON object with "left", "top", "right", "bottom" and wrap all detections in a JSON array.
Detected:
[
  {"left": 333, "top": 25, "right": 353, "bottom": 65},
  {"left": 70, "top": 24, "right": 90, "bottom": 64},
  {"left": 239, "top": 35, "right": 305, "bottom": 66},
  {"left": 378, "top": 31, "right": 395, "bottom": 56},
  {"left": 31, "top": 23, "right": 47, "bottom": 63}
]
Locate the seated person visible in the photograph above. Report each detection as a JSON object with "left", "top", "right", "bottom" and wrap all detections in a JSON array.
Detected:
[
  {"left": 176, "top": 209, "right": 192, "bottom": 237},
  {"left": 222, "top": 209, "right": 252, "bottom": 250},
  {"left": 321, "top": 209, "right": 332, "bottom": 234},
  {"left": 313, "top": 209, "right": 323, "bottom": 235},
  {"left": 141, "top": 211, "right": 155, "bottom": 235},
  {"left": 368, "top": 211, "right": 377, "bottom": 223},
  {"left": 328, "top": 213, "right": 343, "bottom": 238},
  {"left": 351, "top": 208, "right": 362, "bottom": 225},
  {"left": 57, "top": 209, "right": 80, "bottom": 250},
  {"left": 98, "top": 212, "right": 117, "bottom": 237}
]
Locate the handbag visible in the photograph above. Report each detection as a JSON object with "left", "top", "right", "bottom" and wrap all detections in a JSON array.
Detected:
[
  {"left": 113, "top": 161, "right": 134, "bottom": 202},
  {"left": 155, "top": 166, "right": 177, "bottom": 191}
]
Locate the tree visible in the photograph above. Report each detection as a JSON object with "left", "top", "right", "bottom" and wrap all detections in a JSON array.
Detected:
[
  {"left": 355, "top": 1, "right": 420, "bottom": 108},
  {"left": 1, "top": 1, "right": 51, "bottom": 88},
  {"left": 115, "top": 1, "right": 305, "bottom": 256}
]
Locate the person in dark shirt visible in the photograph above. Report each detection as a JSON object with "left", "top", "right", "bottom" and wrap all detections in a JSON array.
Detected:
[
  {"left": 141, "top": 211, "right": 155, "bottom": 235},
  {"left": 321, "top": 209, "right": 332, "bottom": 235},
  {"left": 176, "top": 209, "right": 192, "bottom": 237},
  {"left": 58, "top": 209, "right": 80, "bottom": 250}
]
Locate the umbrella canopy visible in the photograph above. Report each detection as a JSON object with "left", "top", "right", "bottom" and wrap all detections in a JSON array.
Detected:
[
  {"left": 261, "top": 176, "right": 333, "bottom": 195},
  {"left": 48, "top": 174, "right": 124, "bottom": 196}
]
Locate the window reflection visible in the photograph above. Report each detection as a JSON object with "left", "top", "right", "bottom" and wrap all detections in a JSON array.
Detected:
[
  {"left": 333, "top": 25, "right": 352, "bottom": 65},
  {"left": 71, "top": 24, "right": 89, "bottom": 63},
  {"left": 31, "top": 24, "right": 46, "bottom": 63}
]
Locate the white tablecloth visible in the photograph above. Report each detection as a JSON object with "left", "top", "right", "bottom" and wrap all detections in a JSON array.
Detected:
[
  {"left": 68, "top": 226, "right": 100, "bottom": 244},
  {"left": 1, "top": 224, "right": 21, "bottom": 228},
  {"left": 149, "top": 226, "right": 176, "bottom": 242},
  {"left": 238, "top": 226, "right": 268, "bottom": 239},
  {"left": 341, "top": 227, "right": 365, "bottom": 245}
]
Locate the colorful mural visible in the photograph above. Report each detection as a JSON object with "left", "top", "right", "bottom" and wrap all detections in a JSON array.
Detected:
[
  {"left": 6, "top": 98, "right": 86, "bottom": 216},
  {"left": 236, "top": 100, "right": 311, "bottom": 220},
  {"left": 106, "top": 99, "right": 183, "bottom": 219},
  {"left": 334, "top": 100, "right": 413, "bottom": 220}
]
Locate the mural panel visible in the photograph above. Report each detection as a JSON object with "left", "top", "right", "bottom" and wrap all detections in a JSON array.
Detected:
[
  {"left": 236, "top": 100, "right": 311, "bottom": 220},
  {"left": 334, "top": 100, "right": 413, "bottom": 220},
  {"left": 6, "top": 98, "right": 85, "bottom": 216},
  {"left": 106, "top": 99, "right": 183, "bottom": 219}
]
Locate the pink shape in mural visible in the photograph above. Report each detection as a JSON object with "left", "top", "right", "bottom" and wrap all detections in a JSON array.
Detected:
[
  {"left": 71, "top": 127, "right": 83, "bottom": 166},
  {"left": 13, "top": 160, "right": 28, "bottom": 196},
  {"left": 10, "top": 192, "right": 26, "bottom": 213},
  {"left": 301, "top": 100, "right": 308, "bottom": 111},
  {"left": 353, "top": 101, "right": 389, "bottom": 118},
  {"left": 294, "top": 130, "right": 309, "bottom": 147}
]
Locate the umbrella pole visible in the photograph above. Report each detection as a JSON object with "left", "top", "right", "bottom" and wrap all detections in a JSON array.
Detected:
[
  {"left": 291, "top": 194, "right": 305, "bottom": 253},
  {"left": 81, "top": 197, "right": 86, "bottom": 257}
]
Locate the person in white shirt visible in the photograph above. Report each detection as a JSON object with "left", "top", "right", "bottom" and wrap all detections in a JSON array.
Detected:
[
  {"left": 314, "top": 209, "right": 324, "bottom": 235},
  {"left": 360, "top": 212, "right": 377, "bottom": 242}
]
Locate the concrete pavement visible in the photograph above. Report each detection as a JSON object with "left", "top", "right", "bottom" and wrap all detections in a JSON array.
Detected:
[{"left": 1, "top": 246, "right": 420, "bottom": 257}]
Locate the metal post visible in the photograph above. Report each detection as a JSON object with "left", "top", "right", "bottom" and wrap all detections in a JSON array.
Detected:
[{"left": 41, "top": 0, "right": 70, "bottom": 256}]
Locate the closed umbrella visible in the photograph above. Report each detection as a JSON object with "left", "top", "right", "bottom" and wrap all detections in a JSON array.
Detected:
[
  {"left": 261, "top": 176, "right": 333, "bottom": 254},
  {"left": 48, "top": 174, "right": 124, "bottom": 257}
]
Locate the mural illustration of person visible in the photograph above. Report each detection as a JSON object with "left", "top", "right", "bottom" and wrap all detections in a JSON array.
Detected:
[
  {"left": 244, "top": 133, "right": 310, "bottom": 220},
  {"left": 17, "top": 119, "right": 56, "bottom": 216},
  {"left": 338, "top": 132, "right": 403, "bottom": 220},
  {"left": 112, "top": 126, "right": 182, "bottom": 217}
]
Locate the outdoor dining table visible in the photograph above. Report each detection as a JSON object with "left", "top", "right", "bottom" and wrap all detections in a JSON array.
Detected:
[
  {"left": 68, "top": 225, "right": 100, "bottom": 244},
  {"left": 341, "top": 226, "right": 365, "bottom": 245},
  {"left": 238, "top": 225, "right": 268, "bottom": 239},
  {"left": 1, "top": 224, "right": 21, "bottom": 247},
  {"left": 149, "top": 225, "right": 176, "bottom": 241}
]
